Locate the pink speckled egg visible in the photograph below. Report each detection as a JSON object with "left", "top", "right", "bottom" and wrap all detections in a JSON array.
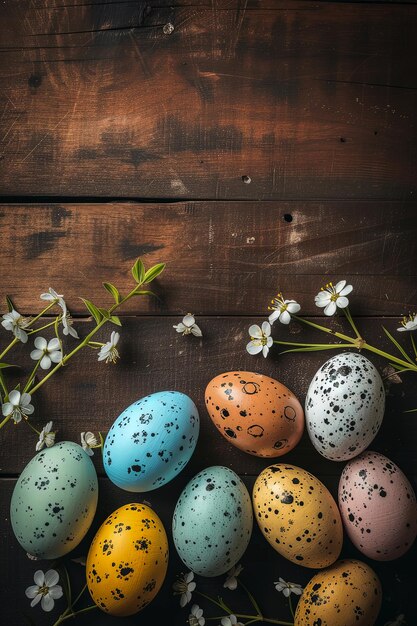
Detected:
[{"left": 339, "top": 451, "right": 417, "bottom": 561}]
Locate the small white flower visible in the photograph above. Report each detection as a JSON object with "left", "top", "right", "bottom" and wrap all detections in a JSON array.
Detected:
[
  {"left": 274, "top": 577, "right": 303, "bottom": 598},
  {"left": 397, "top": 313, "right": 417, "bottom": 332},
  {"left": 81, "top": 431, "right": 98, "bottom": 456},
  {"left": 97, "top": 331, "right": 120, "bottom": 363},
  {"left": 173, "top": 313, "right": 202, "bottom": 337},
  {"left": 221, "top": 615, "right": 243, "bottom": 626},
  {"left": 1, "top": 308, "right": 31, "bottom": 343},
  {"left": 173, "top": 571, "right": 196, "bottom": 608},
  {"left": 62, "top": 313, "right": 79, "bottom": 339},
  {"left": 246, "top": 321, "right": 273, "bottom": 358},
  {"left": 268, "top": 293, "right": 300, "bottom": 325},
  {"left": 30, "top": 337, "right": 62, "bottom": 370},
  {"left": 1, "top": 390, "right": 34, "bottom": 424},
  {"left": 27, "top": 553, "right": 40, "bottom": 561},
  {"left": 188, "top": 604, "right": 205, "bottom": 626},
  {"left": 223, "top": 564, "right": 243, "bottom": 591},
  {"left": 315, "top": 280, "right": 353, "bottom": 316},
  {"left": 36, "top": 421, "right": 55, "bottom": 452},
  {"left": 25, "top": 569, "right": 63, "bottom": 612},
  {"left": 40, "top": 288, "right": 67, "bottom": 315}
]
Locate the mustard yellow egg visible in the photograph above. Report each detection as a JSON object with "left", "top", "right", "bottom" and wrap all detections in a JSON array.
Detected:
[
  {"left": 295, "top": 559, "right": 382, "bottom": 625},
  {"left": 253, "top": 464, "right": 342, "bottom": 568},
  {"left": 86, "top": 503, "right": 168, "bottom": 616}
]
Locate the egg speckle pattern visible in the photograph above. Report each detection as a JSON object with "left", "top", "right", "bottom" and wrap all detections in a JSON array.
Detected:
[
  {"left": 339, "top": 451, "right": 417, "bottom": 560},
  {"left": 103, "top": 391, "right": 199, "bottom": 492},
  {"left": 172, "top": 466, "right": 253, "bottom": 576},
  {"left": 205, "top": 371, "right": 304, "bottom": 457},
  {"left": 11, "top": 441, "right": 98, "bottom": 559},
  {"left": 305, "top": 353, "right": 385, "bottom": 461},
  {"left": 87, "top": 503, "right": 168, "bottom": 616},
  {"left": 253, "top": 464, "right": 343, "bottom": 568},
  {"left": 295, "top": 559, "right": 382, "bottom": 626}
]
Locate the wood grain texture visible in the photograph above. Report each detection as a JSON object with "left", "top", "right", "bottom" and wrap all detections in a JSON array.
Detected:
[
  {"left": 1, "top": 1, "right": 417, "bottom": 198},
  {"left": 0, "top": 202, "right": 416, "bottom": 316}
]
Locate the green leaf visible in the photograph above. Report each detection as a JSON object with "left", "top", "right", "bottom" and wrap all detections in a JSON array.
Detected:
[
  {"left": 132, "top": 289, "right": 158, "bottom": 299},
  {"left": 131, "top": 258, "right": 145, "bottom": 284},
  {"left": 0, "top": 362, "right": 17, "bottom": 369},
  {"left": 109, "top": 315, "right": 122, "bottom": 326},
  {"left": 81, "top": 299, "right": 102, "bottom": 325},
  {"left": 404, "top": 407, "right": 417, "bottom": 413},
  {"left": 98, "top": 308, "right": 111, "bottom": 320},
  {"left": 5, "top": 295, "right": 14, "bottom": 312},
  {"left": 60, "top": 565, "right": 72, "bottom": 610},
  {"left": 103, "top": 282, "right": 121, "bottom": 304},
  {"left": 143, "top": 263, "right": 165, "bottom": 283},
  {"left": 382, "top": 326, "right": 414, "bottom": 365}
]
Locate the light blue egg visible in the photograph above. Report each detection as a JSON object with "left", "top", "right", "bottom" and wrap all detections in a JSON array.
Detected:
[
  {"left": 172, "top": 466, "right": 253, "bottom": 576},
  {"left": 103, "top": 391, "right": 199, "bottom": 492},
  {"left": 11, "top": 441, "right": 98, "bottom": 559}
]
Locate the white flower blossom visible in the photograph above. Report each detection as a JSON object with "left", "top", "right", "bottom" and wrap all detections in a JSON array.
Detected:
[
  {"left": 36, "top": 421, "right": 55, "bottom": 451},
  {"left": 221, "top": 616, "right": 243, "bottom": 626},
  {"left": 1, "top": 390, "right": 34, "bottom": 424},
  {"left": 268, "top": 293, "right": 300, "bottom": 325},
  {"left": 1, "top": 308, "right": 31, "bottom": 343},
  {"left": 81, "top": 431, "right": 98, "bottom": 456},
  {"left": 30, "top": 337, "right": 62, "bottom": 370},
  {"left": 246, "top": 321, "right": 273, "bottom": 358},
  {"left": 274, "top": 577, "right": 303, "bottom": 598},
  {"left": 173, "top": 314, "right": 202, "bottom": 337},
  {"left": 40, "top": 288, "right": 67, "bottom": 315},
  {"left": 223, "top": 564, "right": 243, "bottom": 590},
  {"left": 97, "top": 331, "right": 120, "bottom": 363},
  {"left": 25, "top": 569, "right": 63, "bottom": 612},
  {"left": 315, "top": 280, "right": 353, "bottom": 316},
  {"left": 62, "top": 313, "right": 79, "bottom": 339},
  {"left": 173, "top": 571, "right": 196, "bottom": 607},
  {"left": 188, "top": 604, "right": 205, "bottom": 626},
  {"left": 397, "top": 313, "right": 417, "bottom": 332}
]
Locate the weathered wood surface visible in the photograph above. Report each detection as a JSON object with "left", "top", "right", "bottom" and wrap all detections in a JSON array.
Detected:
[
  {"left": 0, "top": 202, "right": 416, "bottom": 316},
  {"left": 1, "top": 1, "right": 417, "bottom": 198}
]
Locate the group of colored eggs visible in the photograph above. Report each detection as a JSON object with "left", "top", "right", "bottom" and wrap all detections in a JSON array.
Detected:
[{"left": 10, "top": 352, "right": 417, "bottom": 625}]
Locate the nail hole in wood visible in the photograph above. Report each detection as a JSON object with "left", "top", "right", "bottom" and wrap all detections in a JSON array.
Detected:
[
  {"left": 374, "top": 130, "right": 378, "bottom": 135},
  {"left": 340, "top": 137, "right": 346, "bottom": 143},
  {"left": 283, "top": 214, "right": 293, "bottom": 223},
  {"left": 242, "top": 175, "right": 251, "bottom": 184}
]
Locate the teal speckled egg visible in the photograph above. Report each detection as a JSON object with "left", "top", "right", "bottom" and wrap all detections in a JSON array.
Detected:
[
  {"left": 11, "top": 441, "right": 98, "bottom": 559},
  {"left": 172, "top": 466, "right": 253, "bottom": 576}
]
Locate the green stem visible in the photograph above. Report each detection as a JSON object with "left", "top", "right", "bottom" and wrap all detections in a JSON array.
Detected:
[
  {"left": 52, "top": 604, "right": 97, "bottom": 626},
  {"left": 0, "top": 414, "right": 11, "bottom": 430},
  {"left": 343, "top": 307, "right": 362, "bottom": 340},
  {"left": 27, "top": 301, "right": 57, "bottom": 326},
  {"left": 195, "top": 590, "right": 228, "bottom": 611},
  {"left": 27, "top": 319, "right": 60, "bottom": 335},
  {"left": 25, "top": 419, "right": 40, "bottom": 435},
  {"left": 288, "top": 596, "right": 294, "bottom": 619},
  {"left": 0, "top": 337, "right": 18, "bottom": 361},
  {"left": 23, "top": 359, "right": 42, "bottom": 393},
  {"left": 362, "top": 342, "right": 417, "bottom": 372},
  {"left": 0, "top": 370, "right": 8, "bottom": 397},
  {"left": 292, "top": 315, "right": 354, "bottom": 343},
  {"left": 235, "top": 615, "right": 292, "bottom": 625},
  {"left": 411, "top": 333, "right": 417, "bottom": 359},
  {"left": 238, "top": 580, "right": 262, "bottom": 617}
]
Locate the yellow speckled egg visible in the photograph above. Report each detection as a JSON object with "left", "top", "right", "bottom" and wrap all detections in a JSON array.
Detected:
[
  {"left": 86, "top": 503, "right": 168, "bottom": 616},
  {"left": 295, "top": 559, "right": 382, "bottom": 626},
  {"left": 253, "top": 464, "right": 342, "bottom": 568}
]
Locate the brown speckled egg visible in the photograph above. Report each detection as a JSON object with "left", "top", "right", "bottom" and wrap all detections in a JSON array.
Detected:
[
  {"left": 339, "top": 451, "right": 417, "bottom": 561},
  {"left": 295, "top": 559, "right": 382, "bottom": 626},
  {"left": 205, "top": 371, "right": 304, "bottom": 457},
  {"left": 253, "top": 464, "right": 343, "bottom": 568}
]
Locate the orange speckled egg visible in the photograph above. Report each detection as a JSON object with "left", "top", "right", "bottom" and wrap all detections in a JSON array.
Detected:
[
  {"left": 253, "top": 464, "right": 343, "bottom": 568},
  {"left": 295, "top": 559, "right": 382, "bottom": 626},
  {"left": 86, "top": 503, "right": 168, "bottom": 616},
  {"left": 205, "top": 371, "right": 304, "bottom": 457}
]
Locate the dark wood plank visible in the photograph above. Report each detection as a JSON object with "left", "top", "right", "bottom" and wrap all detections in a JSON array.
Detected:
[
  {"left": 0, "top": 202, "right": 416, "bottom": 316},
  {"left": 1, "top": 2, "right": 416, "bottom": 198},
  {"left": 1, "top": 316, "right": 416, "bottom": 476}
]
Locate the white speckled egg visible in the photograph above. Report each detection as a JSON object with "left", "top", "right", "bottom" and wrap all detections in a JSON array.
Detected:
[
  {"left": 305, "top": 353, "right": 385, "bottom": 461},
  {"left": 339, "top": 451, "right": 417, "bottom": 560},
  {"left": 11, "top": 441, "right": 98, "bottom": 559},
  {"left": 172, "top": 466, "right": 253, "bottom": 576}
]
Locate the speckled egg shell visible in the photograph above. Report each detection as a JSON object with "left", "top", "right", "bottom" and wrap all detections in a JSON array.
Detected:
[
  {"left": 103, "top": 391, "right": 199, "bottom": 492},
  {"left": 339, "top": 451, "right": 417, "bottom": 560},
  {"left": 295, "top": 559, "right": 382, "bottom": 626},
  {"left": 305, "top": 353, "right": 385, "bottom": 461},
  {"left": 172, "top": 466, "right": 253, "bottom": 576},
  {"left": 205, "top": 371, "right": 304, "bottom": 457},
  {"left": 11, "top": 441, "right": 98, "bottom": 559},
  {"left": 87, "top": 503, "right": 168, "bottom": 617},
  {"left": 253, "top": 464, "right": 343, "bottom": 568}
]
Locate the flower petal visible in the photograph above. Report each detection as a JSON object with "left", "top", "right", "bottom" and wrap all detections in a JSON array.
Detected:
[
  {"left": 268, "top": 310, "right": 279, "bottom": 324},
  {"left": 261, "top": 321, "right": 271, "bottom": 336},
  {"left": 185, "top": 572, "right": 194, "bottom": 583},
  {"left": 191, "top": 325, "right": 203, "bottom": 337},
  {"left": 8, "top": 390, "right": 21, "bottom": 406},
  {"left": 44, "top": 569, "right": 59, "bottom": 587},
  {"left": 337, "top": 296, "right": 349, "bottom": 309},
  {"left": 48, "top": 337, "right": 60, "bottom": 351},
  {"left": 174, "top": 323, "right": 186, "bottom": 333},
  {"left": 248, "top": 324, "right": 262, "bottom": 338},
  {"left": 34, "top": 570, "right": 45, "bottom": 586},
  {"left": 339, "top": 284, "right": 353, "bottom": 296},
  {"left": 324, "top": 301, "right": 337, "bottom": 316},
  {"left": 286, "top": 302, "right": 300, "bottom": 314},
  {"left": 25, "top": 585, "right": 40, "bottom": 599},
  {"left": 30, "top": 349, "right": 44, "bottom": 361},
  {"left": 34, "top": 336, "right": 47, "bottom": 350},
  {"left": 40, "top": 355, "right": 52, "bottom": 370},
  {"left": 49, "top": 350, "right": 62, "bottom": 364},
  {"left": 335, "top": 279, "right": 346, "bottom": 293},
  {"left": 41, "top": 594, "right": 54, "bottom": 612},
  {"left": 262, "top": 345, "right": 269, "bottom": 358},
  {"left": 183, "top": 314, "right": 195, "bottom": 327},
  {"left": 2, "top": 402, "right": 12, "bottom": 417},
  {"left": 48, "top": 585, "right": 63, "bottom": 599},
  {"left": 246, "top": 342, "right": 263, "bottom": 355},
  {"left": 21, "top": 404, "right": 34, "bottom": 416},
  {"left": 30, "top": 594, "right": 42, "bottom": 607},
  {"left": 279, "top": 310, "right": 291, "bottom": 324},
  {"left": 21, "top": 393, "right": 32, "bottom": 406}
]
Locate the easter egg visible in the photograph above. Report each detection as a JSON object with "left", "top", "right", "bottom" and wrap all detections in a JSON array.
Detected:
[
  {"left": 103, "top": 391, "right": 199, "bottom": 492},
  {"left": 87, "top": 503, "right": 168, "bottom": 616},
  {"left": 253, "top": 464, "right": 343, "bottom": 568},
  {"left": 339, "top": 451, "right": 417, "bottom": 560},
  {"left": 205, "top": 371, "right": 304, "bottom": 457},
  {"left": 172, "top": 466, "right": 253, "bottom": 576},
  {"left": 305, "top": 353, "right": 385, "bottom": 461},
  {"left": 294, "top": 559, "right": 382, "bottom": 626},
  {"left": 11, "top": 441, "right": 98, "bottom": 559}
]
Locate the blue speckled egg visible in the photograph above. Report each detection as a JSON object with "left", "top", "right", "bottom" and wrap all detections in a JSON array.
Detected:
[
  {"left": 11, "top": 441, "right": 98, "bottom": 559},
  {"left": 172, "top": 466, "right": 253, "bottom": 576},
  {"left": 103, "top": 391, "right": 199, "bottom": 492}
]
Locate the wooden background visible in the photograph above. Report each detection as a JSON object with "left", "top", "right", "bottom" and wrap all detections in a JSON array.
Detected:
[{"left": 1, "top": 1, "right": 417, "bottom": 625}]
